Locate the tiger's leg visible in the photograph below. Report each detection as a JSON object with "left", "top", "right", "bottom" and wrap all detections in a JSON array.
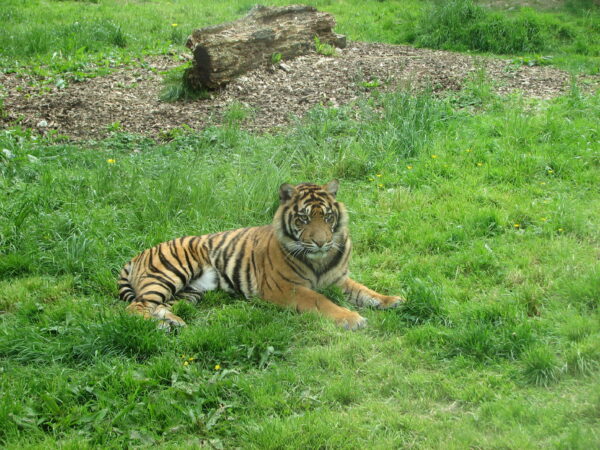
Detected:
[
  {"left": 263, "top": 285, "right": 367, "bottom": 330},
  {"left": 126, "top": 284, "right": 187, "bottom": 329},
  {"left": 341, "top": 278, "right": 405, "bottom": 309}
]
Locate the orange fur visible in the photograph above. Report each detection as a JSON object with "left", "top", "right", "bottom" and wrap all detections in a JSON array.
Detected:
[{"left": 118, "top": 181, "right": 404, "bottom": 329}]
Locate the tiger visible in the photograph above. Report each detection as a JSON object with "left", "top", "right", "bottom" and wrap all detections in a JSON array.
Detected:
[{"left": 118, "top": 180, "right": 405, "bottom": 330}]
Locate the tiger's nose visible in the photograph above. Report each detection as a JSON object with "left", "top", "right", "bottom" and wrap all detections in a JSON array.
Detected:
[{"left": 312, "top": 239, "right": 327, "bottom": 248}]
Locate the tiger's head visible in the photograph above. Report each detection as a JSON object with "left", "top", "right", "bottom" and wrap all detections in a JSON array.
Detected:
[{"left": 274, "top": 180, "right": 348, "bottom": 260}]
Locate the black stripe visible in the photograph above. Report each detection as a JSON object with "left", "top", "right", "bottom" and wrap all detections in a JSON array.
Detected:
[
  {"left": 283, "top": 255, "right": 312, "bottom": 283},
  {"left": 210, "top": 230, "right": 233, "bottom": 253},
  {"left": 168, "top": 239, "right": 185, "bottom": 267},
  {"left": 221, "top": 228, "right": 251, "bottom": 271},
  {"left": 280, "top": 209, "right": 296, "bottom": 241},
  {"left": 221, "top": 273, "right": 237, "bottom": 293},
  {"left": 181, "top": 243, "right": 196, "bottom": 277},
  {"left": 250, "top": 250, "right": 258, "bottom": 282},
  {"left": 231, "top": 252, "right": 245, "bottom": 294},
  {"left": 244, "top": 261, "right": 253, "bottom": 296},
  {"left": 157, "top": 247, "right": 188, "bottom": 286},
  {"left": 277, "top": 270, "right": 303, "bottom": 286},
  {"left": 142, "top": 290, "right": 167, "bottom": 302},
  {"left": 265, "top": 235, "right": 276, "bottom": 270},
  {"left": 143, "top": 273, "right": 177, "bottom": 294},
  {"left": 168, "top": 240, "right": 193, "bottom": 279},
  {"left": 271, "top": 277, "right": 284, "bottom": 293},
  {"left": 333, "top": 204, "right": 343, "bottom": 234},
  {"left": 187, "top": 236, "right": 201, "bottom": 259}
]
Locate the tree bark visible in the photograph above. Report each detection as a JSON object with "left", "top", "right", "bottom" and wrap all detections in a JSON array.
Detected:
[{"left": 184, "top": 5, "right": 346, "bottom": 90}]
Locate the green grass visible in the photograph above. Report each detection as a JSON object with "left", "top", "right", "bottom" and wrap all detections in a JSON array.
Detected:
[
  {"left": 1, "top": 0, "right": 600, "bottom": 447},
  {"left": 2, "top": 82, "right": 600, "bottom": 446}
]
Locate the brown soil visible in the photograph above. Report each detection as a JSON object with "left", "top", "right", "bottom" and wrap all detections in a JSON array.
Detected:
[{"left": 1, "top": 41, "right": 597, "bottom": 140}]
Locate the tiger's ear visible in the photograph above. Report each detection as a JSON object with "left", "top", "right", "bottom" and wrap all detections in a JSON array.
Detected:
[
  {"left": 279, "top": 183, "right": 296, "bottom": 203},
  {"left": 324, "top": 179, "right": 339, "bottom": 197}
]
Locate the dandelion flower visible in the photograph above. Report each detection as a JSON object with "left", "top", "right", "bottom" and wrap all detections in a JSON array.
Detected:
[
  {"left": 376, "top": 174, "right": 382, "bottom": 177},
  {"left": 107, "top": 158, "right": 116, "bottom": 164},
  {"left": 477, "top": 162, "right": 483, "bottom": 167},
  {"left": 547, "top": 169, "right": 554, "bottom": 174},
  {"left": 378, "top": 184, "right": 383, "bottom": 188},
  {"left": 406, "top": 165, "right": 413, "bottom": 170},
  {"left": 466, "top": 149, "right": 472, "bottom": 153},
  {"left": 171, "top": 23, "right": 178, "bottom": 27},
  {"left": 215, "top": 364, "right": 221, "bottom": 370},
  {"left": 183, "top": 361, "right": 189, "bottom": 366},
  {"left": 514, "top": 223, "right": 521, "bottom": 228},
  {"left": 558, "top": 228, "right": 564, "bottom": 232},
  {"left": 431, "top": 154, "right": 438, "bottom": 159}
]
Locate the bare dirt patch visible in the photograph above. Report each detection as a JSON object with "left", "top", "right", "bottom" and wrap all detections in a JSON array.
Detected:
[{"left": 1, "top": 41, "right": 596, "bottom": 140}]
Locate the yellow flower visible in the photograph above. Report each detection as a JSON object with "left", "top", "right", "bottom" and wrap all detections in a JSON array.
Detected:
[
  {"left": 368, "top": 177, "right": 374, "bottom": 181},
  {"left": 188, "top": 356, "right": 196, "bottom": 361},
  {"left": 214, "top": 364, "right": 221, "bottom": 370},
  {"left": 376, "top": 174, "right": 382, "bottom": 177},
  {"left": 558, "top": 228, "right": 564, "bottom": 232},
  {"left": 540, "top": 182, "right": 546, "bottom": 185},
  {"left": 183, "top": 361, "right": 189, "bottom": 366},
  {"left": 477, "top": 162, "right": 483, "bottom": 166},
  {"left": 171, "top": 23, "right": 178, "bottom": 27},
  {"left": 514, "top": 223, "right": 520, "bottom": 228},
  {"left": 406, "top": 165, "right": 413, "bottom": 170},
  {"left": 378, "top": 184, "right": 383, "bottom": 188},
  {"left": 107, "top": 159, "right": 115, "bottom": 164},
  {"left": 431, "top": 154, "right": 438, "bottom": 159},
  {"left": 547, "top": 169, "right": 554, "bottom": 174},
  {"left": 540, "top": 217, "right": 548, "bottom": 222},
  {"left": 466, "top": 149, "right": 472, "bottom": 153}
]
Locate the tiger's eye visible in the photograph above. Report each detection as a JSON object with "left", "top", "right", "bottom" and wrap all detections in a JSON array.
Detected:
[
  {"left": 297, "top": 214, "right": 310, "bottom": 224},
  {"left": 325, "top": 213, "right": 334, "bottom": 223}
]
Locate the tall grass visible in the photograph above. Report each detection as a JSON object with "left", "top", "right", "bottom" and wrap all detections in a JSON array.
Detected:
[{"left": 414, "top": 0, "right": 579, "bottom": 54}]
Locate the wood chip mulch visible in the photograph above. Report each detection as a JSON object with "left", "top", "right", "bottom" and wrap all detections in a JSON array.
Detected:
[{"left": 1, "top": 41, "right": 597, "bottom": 140}]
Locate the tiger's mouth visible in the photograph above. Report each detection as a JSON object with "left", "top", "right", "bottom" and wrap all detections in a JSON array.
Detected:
[
  {"left": 302, "top": 242, "right": 333, "bottom": 258},
  {"left": 285, "top": 241, "right": 334, "bottom": 259}
]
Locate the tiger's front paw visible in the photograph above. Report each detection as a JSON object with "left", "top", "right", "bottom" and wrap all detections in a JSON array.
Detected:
[
  {"left": 376, "top": 295, "right": 406, "bottom": 310},
  {"left": 153, "top": 309, "right": 187, "bottom": 330},
  {"left": 336, "top": 311, "right": 367, "bottom": 331}
]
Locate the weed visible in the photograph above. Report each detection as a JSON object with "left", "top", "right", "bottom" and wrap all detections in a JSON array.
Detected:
[
  {"left": 314, "top": 36, "right": 337, "bottom": 57},
  {"left": 159, "top": 64, "right": 210, "bottom": 103},
  {"left": 396, "top": 278, "right": 447, "bottom": 325},
  {"left": 511, "top": 55, "right": 554, "bottom": 67},
  {"left": 361, "top": 78, "right": 382, "bottom": 89},
  {"left": 270, "top": 52, "right": 282, "bottom": 65},
  {"left": 521, "top": 345, "right": 564, "bottom": 386},
  {"left": 566, "top": 338, "right": 600, "bottom": 376}
]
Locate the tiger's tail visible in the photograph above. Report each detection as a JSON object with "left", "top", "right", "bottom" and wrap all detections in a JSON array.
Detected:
[{"left": 117, "top": 261, "right": 136, "bottom": 302}]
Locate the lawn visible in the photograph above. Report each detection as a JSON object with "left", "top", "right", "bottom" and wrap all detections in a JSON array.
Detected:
[{"left": 1, "top": 0, "right": 599, "bottom": 448}]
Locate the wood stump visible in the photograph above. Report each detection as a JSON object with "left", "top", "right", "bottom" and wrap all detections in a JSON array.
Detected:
[{"left": 184, "top": 5, "right": 346, "bottom": 90}]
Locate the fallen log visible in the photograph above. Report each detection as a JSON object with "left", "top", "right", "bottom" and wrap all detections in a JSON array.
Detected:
[{"left": 184, "top": 4, "right": 346, "bottom": 90}]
